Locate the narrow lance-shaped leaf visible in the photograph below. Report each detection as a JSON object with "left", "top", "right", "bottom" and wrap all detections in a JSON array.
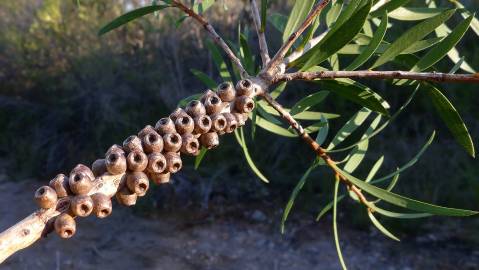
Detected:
[
  {"left": 371, "top": 9, "right": 456, "bottom": 69},
  {"left": 370, "top": 0, "right": 411, "bottom": 17},
  {"left": 367, "top": 210, "right": 400, "bottom": 241},
  {"left": 365, "top": 156, "right": 384, "bottom": 183},
  {"left": 316, "top": 195, "right": 345, "bottom": 221},
  {"left": 411, "top": 15, "right": 473, "bottom": 72},
  {"left": 98, "top": 5, "right": 169, "bottom": 35},
  {"left": 426, "top": 85, "right": 475, "bottom": 157},
  {"left": 327, "top": 108, "right": 372, "bottom": 150},
  {"left": 234, "top": 128, "right": 269, "bottom": 183},
  {"left": 387, "top": 7, "right": 448, "bottom": 21},
  {"left": 282, "top": 0, "right": 315, "bottom": 42},
  {"left": 194, "top": 147, "right": 208, "bottom": 170},
  {"left": 315, "top": 115, "right": 329, "bottom": 145},
  {"left": 206, "top": 41, "right": 232, "bottom": 81},
  {"left": 332, "top": 176, "right": 348, "bottom": 270},
  {"left": 190, "top": 69, "right": 217, "bottom": 89},
  {"left": 290, "top": 91, "right": 329, "bottom": 116},
  {"left": 260, "top": 0, "right": 267, "bottom": 32}
]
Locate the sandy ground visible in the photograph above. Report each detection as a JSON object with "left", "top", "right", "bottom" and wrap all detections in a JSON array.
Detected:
[{"left": 0, "top": 177, "right": 478, "bottom": 270}]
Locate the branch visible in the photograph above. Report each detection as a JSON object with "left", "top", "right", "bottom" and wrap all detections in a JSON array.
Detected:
[
  {"left": 171, "top": 0, "right": 248, "bottom": 78},
  {"left": 250, "top": 0, "right": 270, "bottom": 67},
  {"left": 274, "top": 70, "right": 479, "bottom": 84},
  {"left": 264, "top": 0, "right": 330, "bottom": 76}
]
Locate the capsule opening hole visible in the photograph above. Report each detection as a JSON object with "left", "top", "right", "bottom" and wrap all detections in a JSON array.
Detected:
[
  {"left": 109, "top": 153, "right": 118, "bottom": 162},
  {"left": 139, "top": 183, "right": 147, "bottom": 192},
  {"left": 211, "top": 96, "right": 220, "bottom": 104},
  {"left": 148, "top": 134, "right": 157, "bottom": 142},
  {"left": 242, "top": 80, "right": 251, "bottom": 88}
]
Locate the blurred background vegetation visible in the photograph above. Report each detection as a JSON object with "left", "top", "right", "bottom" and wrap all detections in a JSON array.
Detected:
[{"left": 0, "top": 0, "right": 477, "bottom": 234}]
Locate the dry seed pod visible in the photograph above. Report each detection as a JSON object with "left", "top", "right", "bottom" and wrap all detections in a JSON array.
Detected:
[
  {"left": 126, "top": 150, "right": 148, "bottom": 172},
  {"left": 123, "top": 135, "right": 143, "bottom": 153},
  {"left": 147, "top": 153, "right": 167, "bottom": 174},
  {"left": 116, "top": 186, "right": 138, "bottom": 206},
  {"left": 69, "top": 164, "right": 94, "bottom": 195},
  {"left": 223, "top": 113, "right": 238, "bottom": 133},
  {"left": 235, "top": 96, "right": 255, "bottom": 113},
  {"left": 34, "top": 186, "right": 58, "bottom": 209},
  {"left": 91, "top": 193, "right": 112, "bottom": 218},
  {"left": 210, "top": 114, "right": 227, "bottom": 132},
  {"left": 163, "top": 133, "right": 182, "bottom": 152},
  {"left": 70, "top": 195, "right": 94, "bottom": 217},
  {"left": 236, "top": 79, "right": 255, "bottom": 97},
  {"left": 155, "top": 117, "right": 176, "bottom": 135},
  {"left": 91, "top": 159, "right": 107, "bottom": 177},
  {"left": 234, "top": 112, "right": 248, "bottom": 127},
  {"left": 217, "top": 82, "right": 236, "bottom": 102},
  {"left": 149, "top": 172, "right": 171, "bottom": 185},
  {"left": 105, "top": 150, "right": 127, "bottom": 175},
  {"left": 186, "top": 100, "right": 206, "bottom": 117},
  {"left": 106, "top": 144, "right": 125, "bottom": 155},
  {"left": 204, "top": 94, "right": 223, "bottom": 115},
  {"left": 200, "top": 132, "right": 219, "bottom": 149},
  {"left": 126, "top": 172, "right": 149, "bottom": 196},
  {"left": 138, "top": 125, "right": 156, "bottom": 139},
  {"left": 165, "top": 152, "right": 182, "bottom": 173},
  {"left": 175, "top": 115, "right": 195, "bottom": 134},
  {"left": 181, "top": 133, "right": 200, "bottom": 156},
  {"left": 193, "top": 115, "right": 212, "bottom": 134},
  {"left": 54, "top": 213, "right": 76, "bottom": 239},
  {"left": 170, "top": 108, "right": 189, "bottom": 122},
  {"left": 49, "top": 174, "right": 70, "bottom": 198},
  {"left": 200, "top": 89, "right": 216, "bottom": 103},
  {"left": 141, "top": 129, "right": 163, "bottom": 153}
]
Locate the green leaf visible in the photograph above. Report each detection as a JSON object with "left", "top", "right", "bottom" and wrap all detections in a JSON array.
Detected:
[
  {"left": 255, "top": 115, "right": 296, "bottom": 137},
  {"left": 271, "top": 82, "right": 287, "bottom": 99},
  {"left": 178, "top": 93, "right": 202, "bottom": 107},
  {"left": 367, "top": 211, "right": 400, "bottom": 241},
  {"left": 346, "top": 11, "right": 388, "bottom": 71},
  {"left": 194, "top": 147, "right": 208, "bottom": 169},
  {"left": 290, "top": 91, "right": 329, "bottom": 116},
  {"left": 366, "top": 156, "right": 384, "bottom": 182},
  {"left": 388, "top": 7, "right": 448, "bottom": 21},
  {"left": 332, "top": 159, "right": 478, "bottom": 216},
  {"left": 325, "top": 1, "right": 343, "bottom": 28},
  {"left": 332, "top": 176, "right": 348, "bottom": 270},
  {"left": 239, "top": 33, "right": 255, "bottom": 74},
  {"left": 371, "top": 204, "right": 433, "bottom": 219},
  {"left": 281, "top": 162, "right": 316, "bottom": 233},
  {"left": 193, "top": 0, "right": 214, "bottom": 14},
  {"left": 411, "top": 15, "right": 473, "bottom": 72},
  {"left": 293, "top": 0, "right": 372, "bottom": 69},
  {"left": 316, "top": 195, "right": 345, "bottom": 221},
  {"left": 338, "top": 37, "right": 444, "bottom": 55},
  {"left": 370, "top": 0, "right": 411, "bottom": 17},
  {"left": 315, "top": 116, "right": 329, "bottom": 145},
  {"left": 98, "top": 5, "right": 169, "bottom": 36},
  {"left": 260, "top": 0, "right": 267, "bottom": 32},
  {"left": 258, "top": 100, "right": 340, "bottom": 120},
  {"left": 316, "top": 78, "right": 389, "bottom": 116},
  {"left": 426, "top": 85, "right": 475, "bottom": 157},
  {"left": 327, "top": 108, "right": 372, "bottom": 150},
  {"left": 371, "top": 9, "right": 456, "bottom": 69},
  {"left": 283, "top": 0, "right": 315, "bottom": 42},
  {"left": 190, "top": 69, "right": 217, "bottom": 89},
  {"left": 234, "top": 128, "right": 270, "bottom": 183},
  {"left": 206, "top": 41, "right": 232, "bottom": 81},
  {"left": 268, "top": 13, "right": 288, "bottom": 33}
]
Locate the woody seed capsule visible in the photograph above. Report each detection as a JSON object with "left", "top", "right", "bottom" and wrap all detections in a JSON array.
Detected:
[
  {"left": 126, "top": 150, "right": 148, "bottom": 172},
  {"left": 146, "top": 153, "right": 167, "bottom": 174},
  {"left": 69, "top": 164, "right": 94, "bottom": 195},
  {"left": 91, "top": 193, "right": 112, "bottom": 218},
  {"left": 186, "top": 100, "right": 206, "bottom": 117},
  {"left": 54, "top": 213, "right": 76, "bottom": 239},
  {"left": 126, "top": 172, "right": 150, "bottom": 197},
  {"left": 210, "top": 114, "right": 227, "bottom": 132},
  {"left": 235, "top": 96, "right": 255, "bottom": 113},
  {"left": 170, "top": 108, "right": 189, "bottom": 122},
  {"left": 193, "top": 115, "right": 212, "bottom": 134},
  {"left": 34, "top": 186, "right": 58, "bottom": 209},
  {"left": 181, "top": 133, "right": 200, "bottom": 156},
  {"left": 175, "top": 115, "right": 195, "bottom": 134},
  {"left": 204, "top": 94, "right": 224, "bottom": 115},
  {"left": 200, "top": 132, "right": 219, "bottom": 149},
  {"left": 234, "top": 112, "right": 248, "bottom": 127},
  {"left": 236, "top": 79, "right": 255, "bottom": 97},
  {"left": 70, "top": 195, "right": 94, "bottom": 217},
  {"left": 116, "top": 186, "right": 138, "bottom": 206},
  {"left": 155, "top": 117, "right": 176, "bottom": 135},
  {"left": 138, "top": 125, "right": 156, "bottom": 139},
  {"left": 49, "top": 174, "right": 71, "bottom": 198},
  {"left": 91, "top": 159, "right": 107, "bottom": 177},
  {"left": 123, "top": 135, "right": 143, "bottom": 153},
  {"left": 223, "top": 113, "right": 238, "bottom": 133},
  {"left": 106, "top": 144, "right": 125, "bottom": 155},
  {"left": 165, "top": 152, "right": 182, "bottom": 173},
  {"left": 163, "top": 133, "right": 182, "bottom": 152},
  {"left": 105, "top": 150, "right": 127, "bottom": 175},
  {"left": 200, "top": 89, "right": 216, "bottom": 103},
  {"left": 149, "top": 172, "right": 171, "bottom": 185},
  {"left": 217, "top": 82, "right": 236, "bottom": 102},
  {"left": 141, "top": 129, "right": 163, "bottom": 153}
]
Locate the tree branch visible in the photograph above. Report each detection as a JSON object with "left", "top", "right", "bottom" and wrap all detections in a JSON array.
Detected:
[
  {"left": 263, "top": 0, "right": 330, "bottom": 76},
  {"left": 171, "top": 0, "right": 248, "bottom": 78},
  {"left": 250, "top": 0, "right": 270, "bottom": 67},
  {"left": 274, "top": 70, "right": 479, "bottom": 84}
]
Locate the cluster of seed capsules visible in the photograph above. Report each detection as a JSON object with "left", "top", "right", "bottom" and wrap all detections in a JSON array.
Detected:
[{"left": 33, "top": 79, "right": 257, "bottom": 239}]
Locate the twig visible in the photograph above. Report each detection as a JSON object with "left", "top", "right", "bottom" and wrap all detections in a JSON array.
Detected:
[
  {"left": 250, "top": 0, "right": 270, "bottom": 67},
  {"left": 263, "top": 0, "right": 331, "bottom": 76},
  {"left": 274, "top": 70, "right": 479, "bottom": 84},
  {"left": 171, "top": 0, "right": 248, "bottom": 78}
]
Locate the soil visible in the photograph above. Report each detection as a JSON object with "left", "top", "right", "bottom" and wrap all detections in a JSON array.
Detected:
[{"left": 0, "top": 177, "right": 478, "bottom": 270}]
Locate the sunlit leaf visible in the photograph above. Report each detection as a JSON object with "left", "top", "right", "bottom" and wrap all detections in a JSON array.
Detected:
[
  {"left": 315, "top": 115, "right": 329, "bottom": 145},
  {"left": 194, "top": 147, "right": 208, "bottom": 169},
  {"left": 206, "top": 41, "right": 232, "bottom": 81},
  {"left": 290, "top": 91, "right": 329, "bottom": 116},
  {"left": 370, "top": 204, "right": 433, "bottom": 219},
  {"left": 283, "top": 0, "right": 315, "bottom": 42},
  {"left": 367, "top": 210, "right": 400, "bottom": 241},
  {"left": 388, "top": 7, "right": 448, "bottom": 21},
  {"left": 327, "top": 108, "right": 372, "bottom": 150},
  {"left": 234, "top": 128, "right": 270, "bottom": 183},
  {"left": 370, "top": 0, "right": 411, "bottom": 17},
  {"left": 332, "top": 176, "right": 348, "bottom": 270}
]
